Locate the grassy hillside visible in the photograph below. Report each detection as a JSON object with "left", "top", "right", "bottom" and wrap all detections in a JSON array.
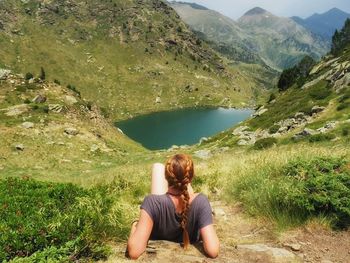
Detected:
[{"left": 0, "top": 0, "right": 266, "bottom": 120}]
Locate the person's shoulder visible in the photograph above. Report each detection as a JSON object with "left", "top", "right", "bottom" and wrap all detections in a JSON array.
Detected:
[
  {"left": 192, "top": 193, "right": 211, "bottom": 207},
  {"left": 143, "top": 194, "right": 168, "bottom": 204}
]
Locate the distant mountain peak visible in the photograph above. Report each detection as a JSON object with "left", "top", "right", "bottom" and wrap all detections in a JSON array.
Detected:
[{"left": 244, "top": 7, "right": 268, "bottom": 16}]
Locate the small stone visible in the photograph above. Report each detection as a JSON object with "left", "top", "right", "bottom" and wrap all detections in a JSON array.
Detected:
[
  {"left": 284, "top": 243, "right": 302, "bottom": 251},
  {"left": 64, "top": 95, "right": 78, "bottom": 105},
  {"left": 311, "top": 106, "right": 326, "bottom": 114},
  {"left": 90, "top": 144, "right": 100, "bottom": 152},
  {"left": 193, "top": 150, "right": 212, "bottom": 160},
  {"left": 237, "top": 139, "right": 249, "bottom": 146},
  {"left": 213, "top": 207, "right": 226, "bottom": 217},
  {"left": 15, "top": 144, "right": 24, "bottom": 151},
  {"left": 21, "top": 122, "right": 34, "bottom": 129},
  {"left": 199, "top": 137, "right": 209, "bottom": 145},
  {"left": 64, "top": 127, "right": 79, "bottom": 136},
  {"left": 32, "top": 95, "right": 47, "bottom": 103},
  {"left": 155, "top": 96, "right": 161, "bottom": 104}
]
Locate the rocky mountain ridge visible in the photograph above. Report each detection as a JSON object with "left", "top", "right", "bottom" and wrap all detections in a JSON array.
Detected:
[{"left": 171, "top": 3, "right": 330, "bottom": 70}]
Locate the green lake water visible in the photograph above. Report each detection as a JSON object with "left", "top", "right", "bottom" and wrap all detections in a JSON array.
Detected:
[{"left": 116, "top": 107, "right": 253, "bottom": 150}]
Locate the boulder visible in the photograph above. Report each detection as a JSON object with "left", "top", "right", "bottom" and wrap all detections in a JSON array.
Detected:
[
  {"left": 232, "top": 126, "right": 250, "bottom": 136},
  {"left": 64, "top": 95, "right": 78, "bottom": 105},
  {"left": 283, "top": 243, "right": 301, "bottom": 252},
  {"left": 199, "top": 137, "right": 209, "bottom": 145},
  {"left": 64, "top": 127, "right": 79, "bottom": 136},
  {"left": 193, "top": 150, "right": 212, "bottom": 160},
  {"left": 311, "top": 106, "right": 325, "bottom": 114},
  {"left": 21, "top": 122, "right": 34, "bottom": 129},
  {"left": 32, "top": 95, "right": 47, "bottom": 103},
  {"left": 5, "top": 104, "right": 29, "bottom": 116},
  {"left": 237, "top": 139, "right": 249, "bottom": 146},
  {"left": 237, "top": 244, "right": 297, "bottom": 262},
  {"left": 294, "top": 112, "right": 306, "bottom": 120},
  {"left": 48, "top": 104, "right": 63, "bottom": 113},
  {"left": 155, "top": 96, "right": 161, "bottom": 104},
  {"left": 300, "top": 128, "right": 317, "bottom": 136},
  {"left": 253, "top": 107, "right": 268, "bottom": 117},
  {"left": 0, "top": 69, "right": 11, "bottom": 80},
  {"left": 15, "top": 144, "right": 25, "bottom": 151}
]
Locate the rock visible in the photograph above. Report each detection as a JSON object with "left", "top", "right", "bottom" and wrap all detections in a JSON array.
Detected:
[
  {"left": 21, "top": 122, "right": 34, "bottom": 129},
  {"left": 155, "top": 96, "right": 161, "bottom": 104},
  {"left": 15, "top": 144, "right": 25, "bottom": 151},
  {"left": 199, "top": 137, "right": 209, "bottom": 145},
  {"left": 193, "top": 150, "right": 212, "bottom": 160},
  {"left": 5, "top": 104, "right": 29, "bottom": 116},
  {"left": 253, "top": 107, "right": 268, "bottom": 117},
  {"left": 237, "top": 244, "right": 297, "bottom": 262},
  {"left": 283, "top": 243, "right": 301, "bottom": 251},
  {"left": 294, "top": 112, "right": 306, "bottom": 119},
  {"left": 311, "top": 106, "right": 326, "bottom": 114},
  {"left": 0, "top": 69, "right": 11, "bottom": 80},
  {"left": 90, "top": 144, "right": 100, "bottom": 152},
  {"left": 278, "top": 126, "right": 289, "bottom": 133},
  {"left": 48, "top": 104, "right": 63, "bottom": 113},
  {"left": 232, "top": 126, "right": 250, "bottom": 135},
  {"left": 212, "top": 207, "right": 226, "bottom": 217},
  {"left": 299, "top": 128, "right": 318, "bottom": 136},
  {"left": 64, "top": 95, "right": 78, "bottom": 105},
  {"left": 32, "top": 95, "right": 47, "bottom": 103},
  {"left": 64, "top": 127, "right": 79, "bottom": 136},
  {"left": 324, "top": 121, "right": 337, "bottom": 130},
  {"left": 237, "top": 139, "right": 249, "bottom": 146}
]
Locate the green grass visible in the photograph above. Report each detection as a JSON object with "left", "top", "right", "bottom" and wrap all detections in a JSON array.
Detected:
[{"left": 225, "top": 153, "right": 350, "bottom": 229}]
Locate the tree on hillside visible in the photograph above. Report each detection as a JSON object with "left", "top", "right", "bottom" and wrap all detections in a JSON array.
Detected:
[
  {"left": 331, "top": 18, "right": 350, "bottom": 55},
  {"left": 278, "top": 56, "right": 315, "bottom": 92}
]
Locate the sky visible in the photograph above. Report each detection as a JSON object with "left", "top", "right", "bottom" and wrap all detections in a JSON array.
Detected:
[{"left": 173, "top": 0, "right": 350, "bottom": 20}]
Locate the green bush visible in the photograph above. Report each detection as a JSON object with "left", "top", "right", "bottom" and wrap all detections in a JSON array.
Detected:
[
  {"left": 268, "top": 93, "right": 276, "bottom": 103},
  {"left": 309, "top": 85, "right": 332, "bottom": 100},
  {"left": 342, "top": 127, "right": 350, "bottom": 136},
  {"left": 67, "top": 84, "right": 81, "bottom": 97},
  {"left": 0, "top": 178, "right": 132, "bottom": 261},
  {"left": 25, "top": 72, "right": 33, "bottom": 80},
  {"left": 309, "top": 133, "right": 336, "bottom": 142},
  {"left": 253, "top": 137, "right": 277, "bottom": 150},
  {"left": 269, "top": 125, "right": 280, "bottom": 134},
  {"left": 337, "top": 102, "right": 350, "bottom": 111},
  {"left": 230, "top": 157, "right": 350, "bottom": 229}
]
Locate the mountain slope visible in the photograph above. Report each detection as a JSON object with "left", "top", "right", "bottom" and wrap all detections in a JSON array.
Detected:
[
  {"left": 238, "top": 7, "right": 330, "bottom": 70},
  {"left": 0, "top": 0, "right": 262, "bottom": 120},
  {"left": 170, "top": 3, "right": 329, "bottom": 71},
  {"left": 170, "top": 1, "right": 265, "bottom": 65},
  {"left": 292, "top": 8, "right": 350, "bottom": 39}
]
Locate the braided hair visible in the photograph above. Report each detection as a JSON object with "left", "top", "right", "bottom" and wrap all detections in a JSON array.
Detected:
[{"left": 165, "top": 154, "right": 194, "bottom": 249}]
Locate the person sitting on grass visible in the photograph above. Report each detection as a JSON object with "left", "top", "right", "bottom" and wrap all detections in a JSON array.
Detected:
[{"left": 127, "top": 154, "right": 219, "bottom": 259}]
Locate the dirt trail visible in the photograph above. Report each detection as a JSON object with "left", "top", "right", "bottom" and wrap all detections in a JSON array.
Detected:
[{"left": 107, "top": 201, "right": 350, "bottom": 263}]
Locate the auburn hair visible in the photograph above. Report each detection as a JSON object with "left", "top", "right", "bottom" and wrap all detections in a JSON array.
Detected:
[{"left": 165, "top": 154, "right": 194, "bottom": 249}]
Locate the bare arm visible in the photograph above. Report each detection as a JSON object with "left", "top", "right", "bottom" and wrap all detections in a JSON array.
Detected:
[
  {"left": 200, "top": 224, "right": 220, "bottom": 258},
  {"left": 127, "top": 209, "right": 154, "bottom": 259}
]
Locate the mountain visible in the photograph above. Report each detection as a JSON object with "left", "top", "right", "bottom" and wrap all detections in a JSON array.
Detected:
[
  {"left": 169, "top": 1, "right": 266, "bottom": 66},
  {"left": 292, "top": 8, "right": 350, "bottom": 39},
  {"left": 0, "top": 0, "right": 263, "bottom": 120},
  {"left": 238, "top": 7, "right": 330, "bottom": 70},
  {"left": 171, "top": 3, "right": 329, "bottom": 70}
]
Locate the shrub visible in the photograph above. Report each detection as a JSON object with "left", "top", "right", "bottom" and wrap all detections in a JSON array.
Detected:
[
  {"left": 269, "top": 125, "right": 280, "bottom": 134},
  {"left": 268, "top": 93, "right": 276, "bottom": 103},
  {"left": 23, "top": 98, "right": 31, "bottom": 104},
  {"left": 253, "top": 137, "right": 277, "bottom": 150},
  {"left": 342, "top": 127, "right": 350, "bottom": 136},
  {"left": 67, "top": 84, "right": 81, "bottom": 96},
  {"left": 42, "top": 105, "right": 49, "bottom": 114},
  {"left": 230, "top": 157, "right": 350, "bottom": 229},
  {"left": 39, "top": 67, "right": 46, "bottom": 80},
  {"left": 25, "top": 72, "right": 33, "bottom": 80},
  {"left": 309, "top": 133, "right": 336, "bottom": 142},
  {"left": 0, "top": 178, "right": 133, "bottom": 261},
  {"left": 309, "top": 84, "right": 332, "bottom": 100},
  {"left": 337, "top": 102, "right": 350, "bottom": 111},
  {"left": 53, "top": 79, "right": 61, "bottom": 85}
]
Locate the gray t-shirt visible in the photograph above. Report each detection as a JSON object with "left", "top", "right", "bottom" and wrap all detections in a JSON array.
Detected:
[{"left": 140, "top": 193, "right": 213, "bottom": 243}]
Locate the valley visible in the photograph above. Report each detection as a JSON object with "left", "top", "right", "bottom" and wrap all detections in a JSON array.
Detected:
[{"left": 0, "top": 0, "right": 349, "bottom": 262}]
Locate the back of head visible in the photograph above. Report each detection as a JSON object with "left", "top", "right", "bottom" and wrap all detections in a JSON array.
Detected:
[{"left": 165, "top": 154, "right": 194, "bottom": 249}]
